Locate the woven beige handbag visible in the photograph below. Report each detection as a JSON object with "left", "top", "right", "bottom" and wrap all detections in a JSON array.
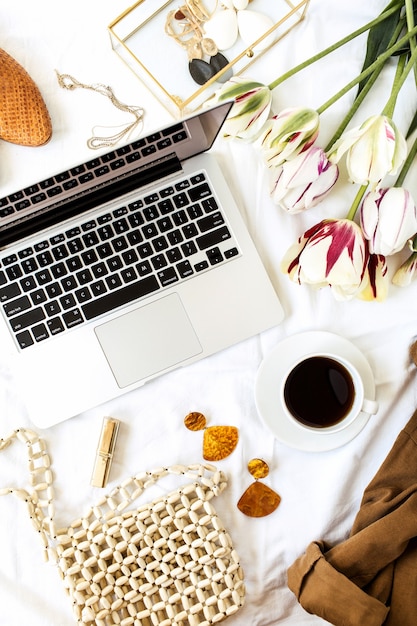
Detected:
[
  {"left": 0, "top": 428, "right": 245, "bottom": 626},
  {"left": 0, "top": 48, "right": 52, "bottom": 146}
]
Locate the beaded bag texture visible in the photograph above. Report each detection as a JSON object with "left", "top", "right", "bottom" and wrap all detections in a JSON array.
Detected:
[{"left": 0, "top": 428, "right": 245, "bottom": 626}]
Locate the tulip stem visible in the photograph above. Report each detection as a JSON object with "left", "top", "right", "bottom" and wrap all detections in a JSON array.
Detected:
[
  {"left": 316, "top": 24, "right": 417, "bottom": 115},
  {"left": 346, "top": 184, "right": 368, "bottom": 221},
  {"left": 405, "top": 0, "right": 417, "bottom": 84},
  {"left": 267, "top": 3, "right": 403, "bottom": 91},
  {"left": 382, "top": 44, "right": 417, "bottom": 117},
  {"left": 395, "top": 134, "right": 417, "bottom": 187},
  {"left": 324, "top": 17, "right": 405, "bottom": 153},
  {"left": 323, "top": 65, "right": 383, "bottom": 153}
]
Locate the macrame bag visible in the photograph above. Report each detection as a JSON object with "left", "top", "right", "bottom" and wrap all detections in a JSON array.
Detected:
[{"left": 0, "top": 428, "right": 245, "bottom": 626}]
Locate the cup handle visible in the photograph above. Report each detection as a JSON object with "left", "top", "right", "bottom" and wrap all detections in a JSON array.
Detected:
[{"left": 362, "top": 398, "right": 378, "bottom": 415}]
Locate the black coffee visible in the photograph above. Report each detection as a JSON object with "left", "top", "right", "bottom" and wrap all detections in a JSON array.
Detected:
[{"left": 283, "top": 356, "right": 355, "bottom": 428}]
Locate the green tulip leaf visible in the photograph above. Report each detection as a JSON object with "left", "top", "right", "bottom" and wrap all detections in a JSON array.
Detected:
[
  {"left": 406, "top": 108, "right": 417, "bottom": 138},
  {"left": 358, "top": 0, "right": 403, "bottom": 93}
]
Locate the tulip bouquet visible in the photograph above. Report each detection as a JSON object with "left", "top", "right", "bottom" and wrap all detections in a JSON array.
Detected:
[{"left": 206, "top": 0, "right": 417, "bottom": 301}]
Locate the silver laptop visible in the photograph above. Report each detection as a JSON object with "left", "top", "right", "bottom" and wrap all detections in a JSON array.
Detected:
[{"left": 0, "top": 101, "right": 284, "bottom": 427}]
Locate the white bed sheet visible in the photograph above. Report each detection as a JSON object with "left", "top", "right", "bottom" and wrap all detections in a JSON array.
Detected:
[{"left": 1, "top": 0, "right": 417, "bottom": 624}]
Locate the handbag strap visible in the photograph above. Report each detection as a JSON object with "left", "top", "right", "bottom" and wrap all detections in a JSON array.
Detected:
[{"left": 0, "top": 427, "right": 227, "bottom": 562}]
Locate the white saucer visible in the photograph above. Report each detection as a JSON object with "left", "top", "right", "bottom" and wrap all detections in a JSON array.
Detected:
[{"left": 255, "top": 331, "right": 377, "bottom": 452}]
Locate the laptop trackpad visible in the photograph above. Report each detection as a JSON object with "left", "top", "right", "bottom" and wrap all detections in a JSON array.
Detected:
[{"left": 95, "top": 293, "right": 202, "bottom": 388}]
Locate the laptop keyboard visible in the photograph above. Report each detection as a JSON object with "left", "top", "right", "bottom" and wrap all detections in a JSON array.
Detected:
[{"left": 0, "top": 171, "right": 239, "bottom": 350}]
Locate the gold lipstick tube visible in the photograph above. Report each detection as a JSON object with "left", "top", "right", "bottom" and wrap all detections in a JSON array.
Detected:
[{"left": 91, "top": 417, "right": 120, "bottom": 488}]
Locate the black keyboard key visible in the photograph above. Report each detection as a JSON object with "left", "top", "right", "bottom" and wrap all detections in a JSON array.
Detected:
[
  {"left": 16, "top": 330, "right": 34, "bottom": 349},
  {"left": 32, "top": 193, "right": 47, "bottom": 204},
  {"left": 30, "top": 289, "right": 47, "bottom": 305},
  {"left": 50, "top": 234, "right": 65, "bottom": 245},
  {"left": 86, "top": 158, "right": 101, "bottom": 170},
  {"left": 16, "top": 199, "right": 31, "bottom": 211},
  {"left": 92, "top": 263, "right": 108, "bottom": 279},
  {"left": 10, "top": 307, "right": 45, "bottom": 332},
  {"left": 51, "top": 262, "right": 68, "bottom": 279},
  {"left": 173, "top": 192, "right": 189, "bottom": 208},
  {"left": 47, "top": 186, "right": 63, "bottom": 198},
  {"left": 40, "top": 177, "right": 55, "bottom": 189},
  {"left": 158, "top": 267, "right": 178, "bottom": 286},
  {"left": 37, "top": 251, "right": 54, "bottom": 267},
  {"left": 36, "top": 269, "right": 53, "bottom": 285},
  {"left": 45, "top": 301, "right": 61, "bottom": 316},
  {"left": 76, "top": 269, "right": 93, "bottom": 285},
  {"left": 189, "top": 183, "right": 212, "bottom": 201},
  {"left": 202, "top": 197, "right": 219, "bottom": 213},
  {"left": 197, "top": 212, "right": 225, "bottom": 232},
  {"left": 114, "top": 218, "right": 129, "bottom": 234},
  {"left": 2, "top": 254, "right": 18, "bottom": 265},
  {"left": 82, "top": 275, "right": 159, "bottom": 320},
  {"left": 83, "top": 232, "right": 99, "bottom": 247},
  {"left": 56, "top": 171, "right": 71, "bottom": 181},
  {"left": 106, "top": 275, "right": 122, "bottom": 290},
  {"left": 67, "top": 238, "right": 84, "bottom": 254},
  {"left": 122, "top": 249, "right": 138, "bottom": 265},
  {"left": 66, "top": 227, "right": 81, "bottom": 238},
  {"left": 67, "top": 257, "right": 83, "bottom": 272},
  {"left": 81, "top": 250, "right": 98, "bottom": 265},
  {"left": 181, "top": 241, "right": 197, "bottom": 257},
  {"left": 110, "top": 159, "right": 125, "bottom": 170},
  {"left": 79, "top": 172, "right": 94, "bottom": 183},
  {"left": 6, "top": 264, "right": 23, "bottom": 281},
  {"left": 20, "top": 276, "right": 36, "bottom": 292},
  {"left": 177, "top": 260, "right": 193, "bottom": 278},
  {"left": 136, "top": 261, "right": 152, "bottom": 276},
  {"left": 46, "top": 283, "right": 62, "bottom": 298},
  {"left": 52, "top": 244, "right": 69, "bottom": 260},
  {"left": 97, "top": 243, "right": 113, "bottom": 259},
  {"left": 182, "top": 224, "right": 198, "bottom": 239},
  {"left": 91, "top": 280, "right": 107, "bottom": 297},
  {"left": 117, "top": 145, "right": 131, "bottom": 155},
  {"left": 225, "top": 247, "right": 239, "bottom": 259},
  {"left": 196, "top": 226, "right": 231, "bottom": 250},
  {"left": 166, "top": 248, "right": 182, "bottom": 264},
  {"left": 60, "top": 294, "right": 76, "bottom": 310},
  {"left": 33, "top": 323, "right": 49, "bottom": 342},
  {"left": 70, "top": 165, "right": 84, "bottom": 176},
  {"left": 206, "top": 247, "right": 223, "bottom": 265},
  {"left": 190, "top": 173, "right": 206, "bottom": 184},
  {"left": 151, "top": 254, "right": 167, "bottom": 270},
  {"left": 158, "top": 198, "right": 174, "bottom": 214},
  {"left": 18, "top": 247, "right": 34, "bottom": 259},
  {"left": 63, "top": 179, "right": 79, "bottom": 191},
  {"left": 121, "top": 267, "right": 137, "bottom": 283},
  {"left": 22, "top": 257, "right": 38, "bottom": 274},
  {"left": 3, "top": 295, "right": 31, "bottom": 317},
  {"left": 63, "top": 308, "right": 84, "bottom": 328},
  {"left": 195, "top": 260, "right": 209, "bottom": 272},
  {"left": 128, "top": 212, "right": 144, "bottom": 228},
  {"left": 47, "top": 317, "right": 65, "bottom": 335},
  {"left": 34, "top": 240, "right": 49, "bottom": 252},
  {"left": 61, "top": 276, "right": 78, "bottom": 292},
  {"left": 172, "top": 210, "right": 188, "bottom": 226},
  {"left": 75, "top": 286, "right": 92, "bottom": 303}
]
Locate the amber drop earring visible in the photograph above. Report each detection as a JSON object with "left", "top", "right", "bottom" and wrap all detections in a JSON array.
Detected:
[
  {"left": 184, "top": 411, "right": 239, "bottom": 461},
  {"left": 237, "top": 458, "right": 281, "bottom": 517}
]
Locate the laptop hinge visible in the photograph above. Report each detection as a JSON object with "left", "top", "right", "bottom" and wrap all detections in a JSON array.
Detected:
[{"left": 0, "top": 153, "right": 182, "bottom": 249}]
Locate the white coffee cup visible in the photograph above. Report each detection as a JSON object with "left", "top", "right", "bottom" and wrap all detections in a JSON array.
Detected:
[{"left": 281, "top": 352, "right": 378, "bottom": 434}]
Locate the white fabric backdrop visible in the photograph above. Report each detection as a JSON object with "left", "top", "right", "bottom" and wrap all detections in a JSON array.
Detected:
[{"left": 1, "top": 1, "right": 417, "bottom": 624}]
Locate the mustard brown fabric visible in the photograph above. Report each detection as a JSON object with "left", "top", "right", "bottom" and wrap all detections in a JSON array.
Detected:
[{"left": 287, "top": 409, "right": 417, "bottom": 625}]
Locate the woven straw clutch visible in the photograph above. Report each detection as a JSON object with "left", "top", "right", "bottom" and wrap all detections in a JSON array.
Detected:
[
  {"left": 0, "top": 428, "right": 245, "bottom": 626},
  {"left": 0, "top": 48, "right": 52, "bottom": 146}
]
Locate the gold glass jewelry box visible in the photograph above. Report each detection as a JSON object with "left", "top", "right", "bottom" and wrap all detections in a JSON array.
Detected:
[{"left": 108, "top": 0, "right": 310, "bottom": 118}]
